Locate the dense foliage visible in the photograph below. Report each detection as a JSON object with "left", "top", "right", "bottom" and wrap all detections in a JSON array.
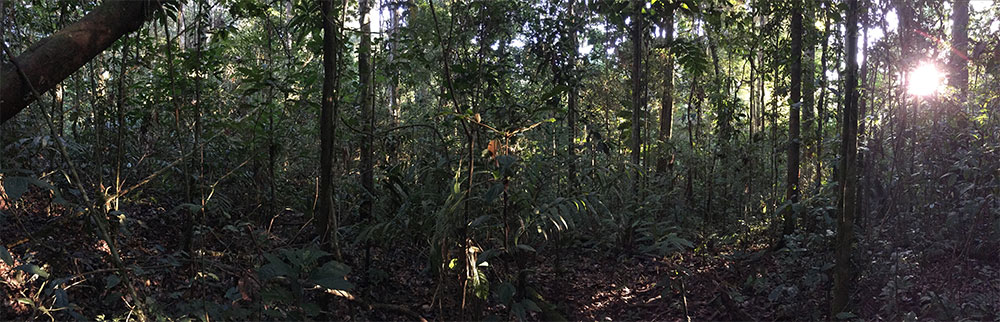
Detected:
[{"left": 1, "top": 0, "right": 998, "bottom": 320}]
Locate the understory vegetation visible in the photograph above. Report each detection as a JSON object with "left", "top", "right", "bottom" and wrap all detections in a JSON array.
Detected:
[{"left": 1, "top": 0, "right": 999, "bottom": 320}]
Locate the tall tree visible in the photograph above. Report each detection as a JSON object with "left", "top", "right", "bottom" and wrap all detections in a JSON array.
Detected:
[
  {"left": 630, "top": 0, "right": 644, "bottom": 194},
  {"left": 388, "top": 1, "right": 400, "bottom": 125},
  {"left": 802, "top": 2, "right": 816, "bottom": 190},
  {"left": 387, "top": 0, "right": 402, "bottom": 163},
  {"left": 318, "top": 0, "right": 343, "bottom": 259},
  {"left": 782, "top": 0, "right": 803, "bottom": 242},
  {"left": 949, "top": 0, "right": 969, "bottom": 100},
  {"left": 656, "top": 5, "right": 675, "bottom": 174},
  {"left": 567, "top": 0, "right": 578, "bottom": 188},
  {"left": 358, "top": 0, "right": 375, "bottom": 268},
  {"left": 815, "top": 1, "right": 830, "bottom": 186},
  {"left": 832, "top": 0, "right": 861, "bottom": 314},
  {"left": 1, "top": 0, "right": 161, "bottom": 123},
  {"left": 892, "top": 0, "right": 914, "bottom": 213}
]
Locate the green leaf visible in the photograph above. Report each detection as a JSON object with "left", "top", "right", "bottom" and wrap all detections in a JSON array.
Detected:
[
  {"left": 301, "top": 302, "right": 321, "bottom": 317},
  {"left": 313, "top": 277, "right": 353, "bottom": 291},
  {"left": 835, "top": 311, "right": 857, "bottom": 320},
  {"left": 257, "top": 253, "right": 293, "bottom": 280},
  {"left": 173, "top": 203, "right": 203, "bottom": 214},
  {"left": 521, "top": 299, "right": 541, "bottom": 312},
  {"left": 516, "top": 244, "right": 536, "bottom": 253},
  {"left": 15, "top": 264, "right": 49, "bottom": 279},
  {"left": 512, "top": 302, "right": 527, "bottom": 321},
  {"left": 484, "top": 183, "right": 504, "bottom": 203},
  {"left": 17, "top": 298, "right": 34, "bottom": 306},
  {"left": 315, "top": 260, "right": 352, "bottom": 277},
  {"left": 498, "top": 283, "right": 516, "bottom": 304},
  {"left": 540, "top": 85, "right": 571, "bottom": 102},
  {"left": 470, "top": 214, "right": 492, "bottom": 227},
  {"left": 104, "top": 274, "right": 121, "bottom": 289},
  {"left": 3, "top": 176, "right": 30, "bottom": 202},
  {"left": 0, "top": 246, "right": 13, "bottom": 266}
]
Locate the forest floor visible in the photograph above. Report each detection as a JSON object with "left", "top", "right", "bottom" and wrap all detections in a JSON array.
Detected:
[{"left": 2, "top": 192, "right": 998, "bottom": 320}]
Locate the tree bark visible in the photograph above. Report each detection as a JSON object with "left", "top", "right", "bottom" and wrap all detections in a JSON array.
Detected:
[
  {"left": 802, "top": 3, "right": 816, "bottom": 191},
  {"left": 387, "top": 0, "right": 401, "bottom": 163},
  {"left": 318, "top": 0, "right": 343, "bottom": 260},
  {"left": 630, "top": 0, "right": 643, "bottom": 195},
  {"left": 656, "top": 7, "right": 675, "bottom": 174},
  {"left": 949, "top": 0, "right": 969, "bottom": 100},
  {"left": 1, "top": 0, "right": 161, "bottom": 124},
  {"left": 832, "top": 0, "right": 861, "bottom": 314},
  {"left": 782, "top": 0, "right": 803, "bottom": 242},
  {"left": 816, "top": 4, "right": 830, "bottom": 187},
  {"left": 358, "top": 0, "right": 375, "bottom": 270},
  {"left": 567, "top": 0, "right": 578, "bottom": 188}
]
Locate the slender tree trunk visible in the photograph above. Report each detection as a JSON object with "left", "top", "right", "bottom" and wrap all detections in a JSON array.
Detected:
[
  {"left": 52, "top": 85, "right": 64, "bottom": 137},
  {"left": 949, "top": 0, "right": 969, "bottom": 101},
  {"left": 747, "top": 37, "right": 756, "bottom": 223},
  {"left": 114, "top": 35, "right": 129, "bottom": 214},
  {"left": 706, "top": 24, "right": 723, "bottom": 222},
  {"left": 816, "top": 4, "right": 830, "bottom": 187},
  {"left": 388, "top": 0, "right": 401, "bottom": 164},
  {"left": 164, "top": 10, "right": 192, "bottom": 217},
  {"left": 770, "top": 67, "right": 778, "bottom": 207},
  {"left": 892, "top": 0, "right": 913, "bottom": 214},
  {"left": 319, "top": 0, "right": 343, "bottom": 260},
  {"left": 657, "top": 8, "right": 675, "bottom": 174},
  {"left": 567, "top": 0, "right": 578, "bottom": 189},
  {"left": 802, "top": 3, "right": 816, "bottom": 192},
  {"left": 358, "top": 0, "right": 375, "bottom": 271},
  {"left": 832, "top": 0, "right": 860, "bottom": 314},
  {"left": 781, "top": 0, "right": 803, "bottom": 243},
  {"left": 183, "top": 0, "right": 206, "bottom": 254},
  {"left": 630, "top": 0, "right": 643, "bottom": 196},
  {"left": 195, "top": 0, "right": 206, "bottom": 242},
  {"left": 73, "top": 73, "right": 81, "bottom": 140},
  {"left": 857, "top": 23, "right": 870, "bottom": 230},
  {"left": 92, "top": 60, "right": 106, "bottom": 219},
  {"left": 685, "top": 75, "right": 698, "bottom": 205},
  {"left": 263, "top": 11, "right": 279, "bottom": 224}
]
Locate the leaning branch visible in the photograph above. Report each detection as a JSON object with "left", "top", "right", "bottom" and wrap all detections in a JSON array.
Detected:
[{"left": 0, "top": 0, "right": 161, "bottom": 123}]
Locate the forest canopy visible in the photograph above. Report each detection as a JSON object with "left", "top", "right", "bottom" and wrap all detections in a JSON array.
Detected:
[{"left": 1, "top": 0, "right": 999, "bottom": 320}]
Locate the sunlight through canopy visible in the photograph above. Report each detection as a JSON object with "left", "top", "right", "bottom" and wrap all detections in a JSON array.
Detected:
[{"left": 907, "top": 62, "right": 946, "bottom": 97}]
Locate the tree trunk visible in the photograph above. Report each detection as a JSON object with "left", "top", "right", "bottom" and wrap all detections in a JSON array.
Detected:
[
  {"left": 832, "top": 0, "right": 861, "bottom": 314},
  {"left": 388, "top": 0, "right": 401, "bottom": 163},
  {"left": 949, "top": 0, "right": 969, "bottom": 100},
  {"left": 657, "top": 7, "right": 675, "bottom": 174},
  {"left": 685, "top": 74, "right": 698, "bottom": 206},
  {"left": 1, "top": 0, "right": 161, "bottom": 124},
  {"left": 892, "top": 0, "right": 913, "bottom": 215},
  {"left": 781, "top": 0, "right": 803, "bottom": 243},
  {"left": 802, "top": 3, "right": 816, "bottom": 191},
  {"left": 567, "top": 0, "right": 578, "bottom": 189},
  {"left": 630, "top": 0, "right": 643, "bottom": 195},
  {"left": 318, "top": 0, "right": 343, "bottom": 260},
  {"left": 358, "top": 0, "right": 375, "bottom": 270},
  {"left": 816, "top": 4, "right": 830, "bottom": 187}
]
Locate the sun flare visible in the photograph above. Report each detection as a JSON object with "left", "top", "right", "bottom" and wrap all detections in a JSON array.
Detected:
[{"left": 907, "top": 62, "right": 945, "bottom": 97}]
